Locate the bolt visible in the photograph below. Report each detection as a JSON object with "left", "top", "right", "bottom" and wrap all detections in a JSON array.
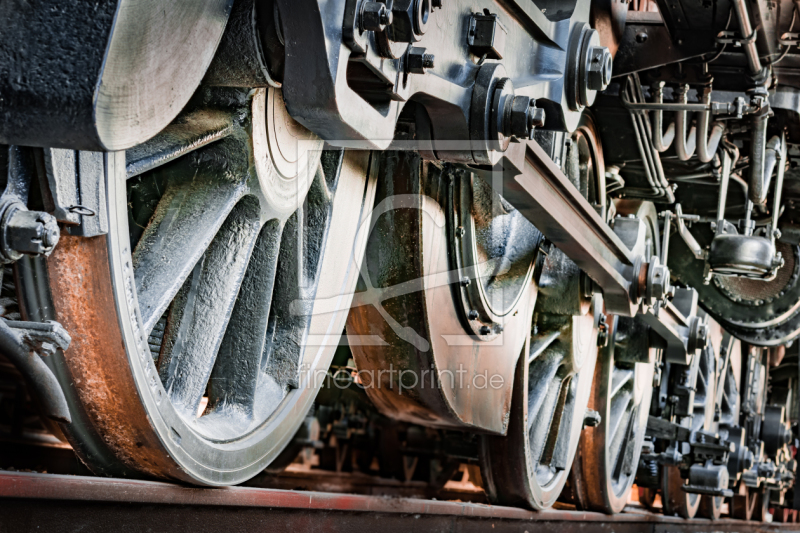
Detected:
[
  {"left": 2, "top": 207, "right": 60, "bottom": 261},
  {"left": 583, "top": 408, "right": 601, "bottom": 428},
  {"left": 460, "top": 276, "right": 471, "bottom": 287},
  {"left": 635, "top": 31, "right": 648, "bottom": 43},
  {"left": 529, "top": 105, "right": 545, "bottom": 129},
  {"left": 479, "top": 325, "right": 491, "bottom": 335},
  {"left": 456, "top": 226, "right": 465, "bottom": 237},
  {"left": 697, "top": 323, "right": 709, "bottom": 348},
  {"left": 586, "top": 46, "right": 613, "bottom": 91},
  {"left": 407, "top": 47, "right": 434, "bottom": 74},
  {"left": 362, "top": 2, "right": 393, "bottom": 32},
  {"left": 468, "top": 309, "right": 479, "bottom": 320},
  {"left": 507, "top": 97, "right": 545, "bottom": 141}
]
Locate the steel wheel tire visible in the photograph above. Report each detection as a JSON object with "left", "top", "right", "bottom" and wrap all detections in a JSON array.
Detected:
[
  {"left": 731, "top": 482, "right": 758, "bottom": 520},
  {"left": 20, "top": 88, "right": 376, "bottom": 485}
]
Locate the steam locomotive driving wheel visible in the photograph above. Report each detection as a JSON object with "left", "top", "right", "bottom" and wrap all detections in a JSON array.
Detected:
[{"left": 19, "top": 88, "right": 377, "bottom": 484}]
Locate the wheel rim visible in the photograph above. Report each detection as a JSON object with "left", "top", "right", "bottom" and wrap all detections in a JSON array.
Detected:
[
  {"left": 347, "top": 152, "right": 542, "bottom": 434},
  {"left": 731, "top": 482, "right": 758, "bottom": 520},
  {"left": 29, "top": 88, "right": 377, "bottom": 484}
]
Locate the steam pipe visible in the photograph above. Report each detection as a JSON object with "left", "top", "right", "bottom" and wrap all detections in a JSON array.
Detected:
[
  {"left": 732, "top": 0, "right": 763, "bottom": 76},
  {"left": 696, "top": 88, "right": 726, "bottom": 163},
  {"left": 652, "top": 82, "right": 675, "bottom": 152},
  {"left": 675, "top": 85, "right": 696, "bottom": 161},
  {"left": 749, "top": 109, "right": 771, "bottom": 206}
]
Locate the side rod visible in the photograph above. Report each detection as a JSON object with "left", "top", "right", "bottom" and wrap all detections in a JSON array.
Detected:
[{"left": 483, "top": 140, "right": 641, "bottom": 316}]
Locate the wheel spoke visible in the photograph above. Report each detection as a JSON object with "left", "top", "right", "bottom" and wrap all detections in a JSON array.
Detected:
[
  {"left": 526, "top": 349, "right": 562, "bottom": 431},
  {"left": 609, "top": 367, "right": 633, "bottom": 399},
  {"left": 546, "top": 375, "right": 577, "bottom": 471},
  {"left": 126, "top": 109, "right": 237, "bottom": 179},
  {"left": 133, "top": 158, "right": 249, "bottom": 335},
  {"left": 163, "top": 197, "right": 263, "bottom": 416},
  {"left": 608, "top": 390, "right": 634, "bottom": 476},
  {"left": 529, "top": 375, "right": 563, "bottom": 468},
  {"left": 207, "top": 219, "right": 284, "bottom": 417}
]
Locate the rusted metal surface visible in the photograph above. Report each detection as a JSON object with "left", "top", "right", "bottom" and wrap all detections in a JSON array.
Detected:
[
  {"left": 347, "top": 151, "right": 536, "bottom": 434},
  {"left": 0, "top": 471, "right": 795, "bottom": 532},
  {"left": 45, "top": 232, "right": 183, "bottom": 480}
]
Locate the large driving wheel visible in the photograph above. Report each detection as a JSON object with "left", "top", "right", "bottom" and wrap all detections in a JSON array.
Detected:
[
  {"left": 19, "top": 88, "right": 376, "bottom": 484},
  {"left": 570, "top": 314, "right": 655, "bottom": 513},
  {"left": 569, "top": 198, "right": 659, "bottom": 514},
  {"left": 480, "top": 115, "right": 605, "bottom": 510}
]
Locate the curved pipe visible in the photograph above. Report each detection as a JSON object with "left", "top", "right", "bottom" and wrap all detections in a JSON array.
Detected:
[
  {"left": 675, "top": 110, "right": 697, "bottom": 161},
  {"left": 695, "top": 88, "right": 725, "bottom": 163},
  {"left": 0, "top": 320, "right": 71, "bottom": 424},
  {"left": 652, "top": 82, "right": 675, "bottom": 152},
  {"left": 672, "top": 86, "right": 725, "bottom": 162}
]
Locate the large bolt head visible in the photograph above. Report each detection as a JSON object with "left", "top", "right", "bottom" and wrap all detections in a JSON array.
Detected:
[
  {"left": 508, "top": 95, "right": 533, "bottom": 140},
  {"left": 587, "top": 46, "right": 612, "bottom": 91},
  {"left": 388, "top": 0, "right": 430, "bottom": 42},
  {"left": 647, "top": 260, "right": 671, "bottom": 304}
]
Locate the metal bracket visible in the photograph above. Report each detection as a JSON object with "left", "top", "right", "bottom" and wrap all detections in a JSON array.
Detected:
[
  {"left": 716, "top": 28, "right": 757, "bottom": 47},
  {"left": 0, "top": 318, "right": 71, "bottom": 424},
  {"left": 43, "top": 149, "right": 108, "bottom": 237}
]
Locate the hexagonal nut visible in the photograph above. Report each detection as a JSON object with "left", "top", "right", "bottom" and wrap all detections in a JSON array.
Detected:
[
  {"left": 5, "top": 209, "right": 60, "bottom": 257},
  {"left": 529, "top": 106, "right": 545, "bottom": 129},
  {"left": 389, "top": 0, "right": 430, "bottom": 42},
  {"left": 696, "top": 322, "right": 709, "bottom": 348},
  {"left": 406, "top": 47, "right": 434, "bottom": 74},
  {"left": 587, "top": 46, "right": 612, "bottom": 91},
  {"left": 362, "top": 1, "right": 393, "bottom": 32},
  {"left": 508, "top": 95, "right": 533, "bottom": 140},
  {"left": 647, "top": 261, "right": 671, "bottom": 303}
]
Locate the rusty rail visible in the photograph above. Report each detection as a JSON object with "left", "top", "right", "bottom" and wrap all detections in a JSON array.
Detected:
[{"left": 0, "top": 471, "right": 795, "bottom": 532}]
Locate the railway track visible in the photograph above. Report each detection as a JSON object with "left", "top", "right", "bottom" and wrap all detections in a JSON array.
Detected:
[{"left": 0, "top": 470, "right": 795, "bottom": 533}]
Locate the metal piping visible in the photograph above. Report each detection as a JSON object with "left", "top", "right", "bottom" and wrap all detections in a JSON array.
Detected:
[
  {"left": 675, "top": 85, "right": 697, "bottom": 161},
  {"left": 675, "top": 204, "right": 706, "bottom": 260},
  {"left": 749, "top": 110, "right": 771, "bottom": 206},
  {"left": 696, "top": 88, "right": 726, "bottom": 163},
  {"left": 732, "top": 0, "right": 763, "bottom": 76},
  {"left": 0, "top": 320, "right": 71, "bottom": 423},
  {"left": 652, "top": 82, "right": 675, "bottom": 152},
  {"left": 761, "top": 135, "right": 783, "bottom": 204},
  {"left": 716, "top": 150, "right": 732, "bottom": 232},
  {"left": 770, "top": 133, "right": 787, "bottom": 243}
]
